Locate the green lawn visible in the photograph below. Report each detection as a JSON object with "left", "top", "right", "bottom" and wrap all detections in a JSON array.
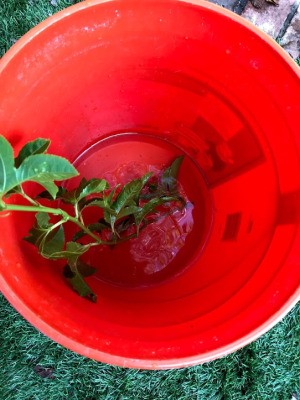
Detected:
[
  {"left": 1, "top": 294, "right": 299, "bottom": 400},
  {"left": 0, "top": 1, "right": 299, "bottom": 399}
]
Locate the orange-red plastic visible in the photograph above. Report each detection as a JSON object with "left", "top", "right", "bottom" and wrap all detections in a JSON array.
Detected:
[{"left": 0, "top": 0, "right": 299, "bottom": 369}]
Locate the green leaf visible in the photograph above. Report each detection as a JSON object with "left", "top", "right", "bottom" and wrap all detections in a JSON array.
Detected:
[
  {"left": 55, "top": 178, "right": 88, "bottom": 205},
  {"left": 36, "top": 212, "right": 51, "bottom": 228},
  {"left": 161, "top": 156, "right": 184, "bottom": 192},
  {"left": 77, "top": 178, "right": 109, "bottom": 201},
  {"left": 112, "top": 172, "right": 152, "bottom": 214},
  {"left": 36, "top": 186, "right": 66, "bottom": 201},
  {"left": 36, "top": 180, "right": 59, "bottom": 199},
  {"left": 63, "top": 264, "right": 97, "bottom": 302},
  {"left": 116, "top": 204, "right": 142, "bottom": 220},
  {"left": 24, "top": 212, "right": 65, "bottom": 258},
  {"left": 61, "top": 178, "right": 109, "bottom": 203},
  {"left": 83, "top": 199, "right": 117, "bottom": 215},
  {"left": 48, "top": 241, "right": 90, "bottom": 261},
  {"left": 0, "top": 135, "right": 18, "bottom": 196},
  {"left": 103, "top": 210, "right": 117, "bottom": 234},
  {"left": 24, "top": 212, "right": 52, "bottom": 247},
  {"left": 16, "top": 154, "right": 79, "bottom": 185},
  {"left": 41, "top": 225, "right": 65, "bottom": 258},
  {"left": 62, "top": 242, "right": 97, "bottom": 302},
  {"left": 85, "top": 186, "right": 119, "bottom": 231},
  {"left": 1, "top": 136, "right": 78, "bottom": 199},
  {"left": 65, "top": 242, "right": 90, "bottom": 264},
  {"left": 77, "top": 260, "right": 96, "bottom": 277},
  {"left": 63, "top": 261, "right": 96, "bottom": 278},
  {"left": 105, "top": 185, "right": 119, "bottom": 207},
  {"left": 15, "top": 138, "right": 50, "bottom": 168},
  {"left": 134, "top": 196, "right": 177, "bottom": 227},
  {"left": 101, "top": 173, "right": 152, "bottom": 233},
  {"left": 50, "top": 178, "right": 109, "bottom": 206}
]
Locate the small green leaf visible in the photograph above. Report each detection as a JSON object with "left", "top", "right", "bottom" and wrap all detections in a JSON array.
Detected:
[
  {"left": 105, "top": 185, "right": 119, "bottom": 206},
  {"left": 41, "top": 225, "right": 65, "bottom": 258},
  {"left": 77, "top": 260, "right": 97, "bottom": 277},
  {"left": 82, "top": 198, "right": 105, "bottom": 208},
  {"left": 134, "top": 196, "right": 176, "bottom": 227},
  {"left": 24, "top": 212, "right": 52, "bottom": 247},
  {"left": 112, "top": 172, "right": 152, "bottom": 214},
  {"left": 15, "top": 138, "right": 50, "bottom": 168},
  {"left": 62, "top": 243, "right": 97, "bottom": 302},
  {"left": 116, "top": 205, "right": 142, "bottom": 220},
  {"left": 103, "top": 210, "right": 117, "bottom": 234},
  {"left": 77, "top": 178, "right": 109, "bottom": 201},
  {"left": 63, "top": 262, "right": 96, "bottom": 278},
  {"left": 24, "top": 212, "right": 66, "bottom": 258},
  {"left": 36, "top": 180, "right": 59, "bottom": 199},
  {"left": 16, "top": 154, "right": 79, "bottom": 185},
  {"left": 79, "top": 199, "right": 114, "bottom": 213},
  {"left": 161, "top": 156, "right": 184, "bottom": 192},
  {"left": 48, "top": 241, "right": 90, "bottom": 261},
  {"left": 0, "top": 135, "right": 18, "bottom": 196},
  {"left": 63, "top": 264, "right": 97, "bottom": 302},
  {"left": 57, "top": 178, "right": 88, "bottom": 205},
  {"left": 36, "top": 212, "right": 51, "bottom": 228},
  {"left": 102, "top": 173, "right": 151, "bottom": 233},
  {"left": 36, "top": 186, "right": 66, "bottom": 201},
  {"left": 52, "top": 178, "right": 109, "bottom": 206}
]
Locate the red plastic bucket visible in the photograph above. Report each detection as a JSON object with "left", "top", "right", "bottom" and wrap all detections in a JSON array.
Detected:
[{"left": 0, "top": 0, "right": 299, "bottom": 369}]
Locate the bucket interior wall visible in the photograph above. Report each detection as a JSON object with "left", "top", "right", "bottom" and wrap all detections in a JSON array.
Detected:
[{"left": 0, "top": 0, "right": 299, "bottom": 367}]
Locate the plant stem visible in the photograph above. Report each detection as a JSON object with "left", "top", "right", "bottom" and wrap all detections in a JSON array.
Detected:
[
  {"left": 3, "top": 203, "right": 104, "bottom": 244},
  {"left": 20, "top": 187, "right": 39, "bottom": 206},
  {"left": 75, "top": 202, "right": 85, "bottom": 225},
  {"left": 3, "top": 203, "right": 67, "bottom": 216},
  {"left": 67, "top": 215, "right": 103, "bottom": 244}
]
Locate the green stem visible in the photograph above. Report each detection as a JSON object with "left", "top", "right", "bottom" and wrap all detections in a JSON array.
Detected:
[
  {"left": 3, "top": 203, "right": 67, "bottom": 216},
  {"left": 20, "top": 187, "right": 40, "bottom": 206},
  {"left": 68, "top": 215, "right": 103, "bottom": 244},
  {"left": 75, "top": 202, "right": 85, "bottom": 225},
  {"left": 3, "top": 203, "right": 103, "bottom": 244}
]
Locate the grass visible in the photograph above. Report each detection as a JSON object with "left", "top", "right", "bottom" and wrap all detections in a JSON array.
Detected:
[
  {"left": 0, "top": 1, "right": 299, "bottom": 399},
  {"left": 0, "top": 0, "right": 83, "bottom": 57},
  {"left": 0, "top": 294, "right": 299, "bottom": 400}
]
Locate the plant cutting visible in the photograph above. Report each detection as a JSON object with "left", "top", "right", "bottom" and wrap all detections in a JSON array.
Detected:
[{"left": 0, "top": 135, "right": 186, "bottom": 302}]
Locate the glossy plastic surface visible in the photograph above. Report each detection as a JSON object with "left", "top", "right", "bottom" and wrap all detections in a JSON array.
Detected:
[{"left": 0, "top": 0, "right": 299, "bottom": 369}]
